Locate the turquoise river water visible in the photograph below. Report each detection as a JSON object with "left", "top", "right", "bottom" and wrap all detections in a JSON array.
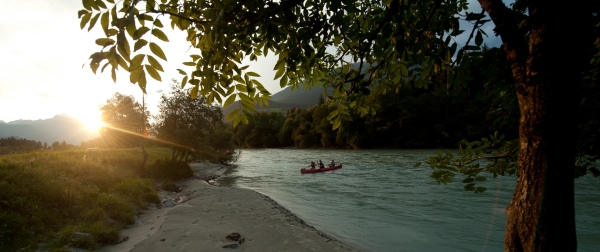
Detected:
[{"left": 215, "top": 149, "right": 600, "bottom": 252}]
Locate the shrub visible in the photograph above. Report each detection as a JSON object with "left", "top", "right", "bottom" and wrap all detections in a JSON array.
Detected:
[
  {"left": 82, "top": 221, "right": 120, "bottom": 245},
  {"left": 0, "top": 148, "right": 173, "bottom": 249},
  {"left": 161, "top": 180, "right": 181, "bottom": 192},
  {"left": 97, "top": 194, "right": 136, "bottom": 225},
  {"left": 110, "top": 178, "right": 160, "bottom": 209},
  {"left": 147, "top": 159, "right": 193, "bottom": 181}
]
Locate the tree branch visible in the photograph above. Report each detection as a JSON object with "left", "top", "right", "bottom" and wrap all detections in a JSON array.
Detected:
[
  {"left": 459, "top": 145, "right": 519, "bottom": 166},
  {"left": 477, "top": 0, "right": 528, "bottom": 77},
  {"left": 147, "top": 9, "right": 209, "bottom": 25},
  {"left": 451, "top": 9, "right": 485, "bottom": 67}
]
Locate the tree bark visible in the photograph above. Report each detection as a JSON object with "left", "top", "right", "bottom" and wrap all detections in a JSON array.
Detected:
[{"left": 478, "top": 0, "right": 589, "bottom": 251}]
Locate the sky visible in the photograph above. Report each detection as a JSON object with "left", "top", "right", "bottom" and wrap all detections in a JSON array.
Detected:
[
  {"left": 0, "top": 0, "right": 502, "bottom": 126},
  {"left": 0, "top": 0, "right": 283, "bottom": 127}
]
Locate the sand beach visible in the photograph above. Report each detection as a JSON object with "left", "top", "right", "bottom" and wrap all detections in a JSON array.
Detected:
[{"left": 99, "top": 162, "right": 359, "bottom": 252}]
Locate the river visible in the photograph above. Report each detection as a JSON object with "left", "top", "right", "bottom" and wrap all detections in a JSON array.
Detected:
[{"left": 215, "top": 149, "right": 600, "bottom": 252}]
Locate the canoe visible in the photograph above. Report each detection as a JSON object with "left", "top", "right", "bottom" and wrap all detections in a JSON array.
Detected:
[{"left": 300, "top": 164, "right": 342, "bottom": 174}]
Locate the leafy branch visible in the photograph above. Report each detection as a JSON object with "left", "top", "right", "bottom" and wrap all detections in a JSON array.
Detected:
[{"left": 415, "top": 131, "right": 519, "bottom": 193}]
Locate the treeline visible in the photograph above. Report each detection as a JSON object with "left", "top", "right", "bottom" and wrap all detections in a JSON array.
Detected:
[
  {"left": 229, "top": 46, "right": 522, "bottom": 149},
  {"left": 229, "top": 44, "right": 599, "bottom": 150},
  {"left": 229, "top": 87, "right": 518, "bottom": 149},
  {"left": 0, "top": 137, "right": 75, "bottom": 154}
]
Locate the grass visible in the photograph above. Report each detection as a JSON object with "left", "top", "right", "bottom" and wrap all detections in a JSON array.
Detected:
[{"left": 0, "top": 147, "right": 191, "bottom": 251}]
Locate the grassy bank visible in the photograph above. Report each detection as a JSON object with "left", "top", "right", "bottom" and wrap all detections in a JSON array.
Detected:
[{"left": 0, "top": 147, "right": 193, "bottom": 251}]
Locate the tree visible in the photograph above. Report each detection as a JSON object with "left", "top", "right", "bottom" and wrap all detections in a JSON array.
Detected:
[
  {"left": 230, "top": 111, "right": 284, "bottom": 148},
  {"left": 99, "top": 93, "right": 149, "bottom": 148},
  {"left": 79, "top": 0, "right": 598, "bottom": 250},
  {"left": 153, "top": 80, "right": 230, "bottom": 163}
]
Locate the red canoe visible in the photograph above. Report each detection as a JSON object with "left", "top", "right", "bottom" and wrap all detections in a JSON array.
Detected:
[{"left": 300, "top": 164, "right": 342, "bottom": 174}]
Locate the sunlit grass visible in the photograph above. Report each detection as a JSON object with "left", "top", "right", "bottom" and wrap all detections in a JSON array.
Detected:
[{"left": 0, "top": 147, "right": 180, "bottom": 251}]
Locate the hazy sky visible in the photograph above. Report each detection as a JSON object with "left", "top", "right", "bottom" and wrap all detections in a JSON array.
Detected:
[{"left": 0, "top": 0, "right": 501, "bottom": 124}]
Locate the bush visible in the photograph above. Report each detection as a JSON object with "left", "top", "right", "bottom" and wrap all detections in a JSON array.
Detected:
[
  {"left": 97, "top": 194, "right": 136, "bottom": 225},
  {"left": 147, "top": 159, "right": 193, "bottom": 181},
  {"left": 161, "top": 180, "right": 181, "bottom": 192},
  {"left": 82, "top": 221, "right": 120, "bottom": 245},
  {"left": 0, "top": 149, "right": 167, "bottom": 250},
  {"left": 110, "top": 178, "right": 160, "bottom": 209}
]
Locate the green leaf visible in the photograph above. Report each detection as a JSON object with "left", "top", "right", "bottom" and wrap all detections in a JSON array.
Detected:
[
  {"left": 133, "top": 39, "right": 148, "bottom": 52},
  {"left": 181, "top": 75, "right": 188, "bottom": 88},
  {"left": 476, "top": 187, "right": 487, "bottom": 193},
  {"left": 475, "top": 176, "right": 487, "bottom": 182},
  {"left": 130, "top": 54, "right": 145, "bottom": 71},
  {"left": 147, "top": 55, "right": 163, "bottom": 72},
  {"left": 191, "top": 84, "right": 199, "bottom": 99},
  {"left": 332, "top": 118, "right": 341, "bottom": 130},
  {"left": 327, "top": 109, "right": 339, "bottom": 121},
  {"left": 400, "top": 64, "right": 409, "bottom": 77},
  {"left": 464, "top": 183, "right": 475, "bottom": 191},
  {"left": 475, "top": 30, "right": 483, "bottom": 46},
  {"left": 133, "top": 27, "right": 150, "bottom": 40},
  {"left": 145, "top": 64, "right": 161, "bottom": 81},
  {"left": 224, "top": 94, "right": 237, "bottom": 107},
  {"left": 95, "top": 0, "right": 107, "bottom": 9},
  {"left": 226, "top": 109, "right": 240, "bottom": 121},
  {"left": 88, "top": 0, "right": 99, "bottom": 10},
  {"left": 88, "top": 13, "right": 100, "bottom": 31},
  {"left": 114, "top": 53, "right": 129, "bottom": 71},
  {"left": 111, "top": 67, "right": 116, "bottom": 83},
  {"left": 274, "top": 67, "right": 285, "bottom": 80},
  {"left": 82, "top": 0, "right": 93, "bottom": 11},
  {"left": 151, "top": 28, "right": 169, "bottom": 42},
  {"left": 462, "top": 178, "right": 474, "bottom": 183},
  {"left": 95, "top": 38, "right": 115, "bottom": 47},
  {"left": 129, "top": 68, "right": 143, "bottom": 84},
  {"left": 149, "top": 42, "right": 167, "bottom": 61},
  {"left": 137, "top": 71, "right": 147, "bottom": 92},
  {"left": 80, "top": 12, "right": 92, "bottom": 29},
  {"left": 246, "top": 71, "right": 260, "bottom": 77},
  {"left": 100, "top": 12, "right": 109, "bottom": 35},
  {"left": 414, "top": 162, "right": 421, "bottom": 168},
  {"left": 153, "top": 19, "right": 164, "bottom": 28},
  {"left": 279, "top": 74, "right": 288, "bottom": 88},
  {"left": 233, "top": 75, "right": 245, "bottom": 84},
  {"left": 107, "top": 28, "right": 118, "bottom": 36}
]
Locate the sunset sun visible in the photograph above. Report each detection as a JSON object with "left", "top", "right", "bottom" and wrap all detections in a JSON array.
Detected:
[{"left": 82, "top": 116, "right": 106, "bottom": 132}]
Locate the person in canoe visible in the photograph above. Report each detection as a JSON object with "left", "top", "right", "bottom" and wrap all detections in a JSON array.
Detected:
[
  {"left": 310, "top": 161, "right": 316, "bottom": 169},
  {"left": 330, "top": 159, "right": 335, "bottom": 167},
  {"left": 318, "top": 160, "right": 324, "bottom": 168}
]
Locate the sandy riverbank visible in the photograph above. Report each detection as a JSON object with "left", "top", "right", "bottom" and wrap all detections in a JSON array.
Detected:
[{"left": 100, "top": 162, "right": 359, "bottom": 252}]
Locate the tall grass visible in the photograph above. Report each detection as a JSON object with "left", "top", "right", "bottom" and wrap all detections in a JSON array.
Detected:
[{"left": 0, "top": 147, "right": 183, "bottom": 251}]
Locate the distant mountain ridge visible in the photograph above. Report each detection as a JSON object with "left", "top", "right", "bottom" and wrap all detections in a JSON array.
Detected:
[
  {"left": 0, "top": 114, "right": 99, "bottom": 145},
  {"left": 222, "top": 85, "right": 332, "bottom": 118},
  {"left": 222, "top": 62, "right": 377, "bottom": 118}
]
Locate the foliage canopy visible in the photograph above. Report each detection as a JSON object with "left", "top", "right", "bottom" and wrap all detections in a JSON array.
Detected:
[
  {"left": 80, "top": 0, "right": 599, "bottom": 250},
  {"left": 79, "top": 0, "right": 488, "bottom": 129}
]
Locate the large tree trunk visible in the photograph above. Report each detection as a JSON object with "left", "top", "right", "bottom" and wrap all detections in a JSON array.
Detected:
[{"left": 479, "top": 0, "right": 589, "bottom": 251}]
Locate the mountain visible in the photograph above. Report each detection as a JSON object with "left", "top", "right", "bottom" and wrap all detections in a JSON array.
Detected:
[
  {"left": 270, "top": 85, "right": 331, "bottom": 106},
  {"left": 221, "top": 85, "right": 332, "bottom": 118},
  {"left": 221, "top": 62, "right": 374, "bottom": 118},
  {"left": 0, "top": 115, "right": 99, "bottom": 145}
]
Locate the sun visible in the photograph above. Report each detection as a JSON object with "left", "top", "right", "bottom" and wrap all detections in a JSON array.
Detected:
[{"left": 82, "top": 116, "right": 106, "bottom": 132}]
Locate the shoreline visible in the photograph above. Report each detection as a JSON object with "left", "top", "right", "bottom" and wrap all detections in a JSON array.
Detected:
[{"left": 100, "top": 161, "right": 361, "bottom": 252}]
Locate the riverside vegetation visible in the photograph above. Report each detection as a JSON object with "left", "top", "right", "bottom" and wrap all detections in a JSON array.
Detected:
[{"left": 0, "top": 147, "right": 195, "bottom": 251}]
